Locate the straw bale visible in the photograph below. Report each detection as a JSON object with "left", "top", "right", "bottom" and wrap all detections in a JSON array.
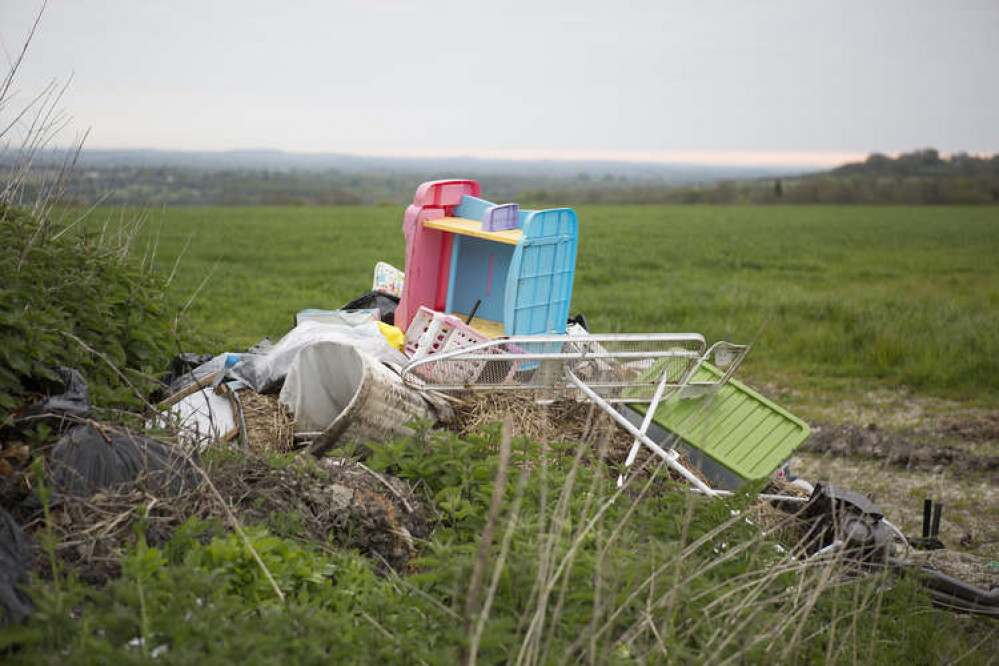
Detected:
[
  {"left": 449, "top": 391, "right": 715, "bottom": 489},
  {"left": 240, "top": 391, "right": 295, "bottom": 453},
  {"left": 451, "top": 391, "right": 632, "bottom": 455}
]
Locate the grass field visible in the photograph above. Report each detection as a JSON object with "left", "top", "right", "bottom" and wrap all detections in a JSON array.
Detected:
[{"left": 104, "top": 204, "right": 999, "bottom": 409}]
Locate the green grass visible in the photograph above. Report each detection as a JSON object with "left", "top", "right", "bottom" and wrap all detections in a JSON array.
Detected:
[
  {"left": 9, "top": 429, "right": 993, "bottom": 664},
  {"left": 576, "top": 206, "right": 999, "bottom": 401},
  {"left": 91, "top": 204, "right": 999, "bottom": 403}
]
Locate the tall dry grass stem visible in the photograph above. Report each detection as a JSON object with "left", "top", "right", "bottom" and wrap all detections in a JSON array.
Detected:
[
  {"left": 468, "top": 442, "right": 531, "bottom": 666},
  {"left": 462, "top": 417, "right": 513, "bottom": 664}
]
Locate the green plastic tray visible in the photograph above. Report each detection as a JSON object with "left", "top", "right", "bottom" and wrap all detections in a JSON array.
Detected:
[{"left": 630, "top": 363, "right": 810, "bottom": 482}]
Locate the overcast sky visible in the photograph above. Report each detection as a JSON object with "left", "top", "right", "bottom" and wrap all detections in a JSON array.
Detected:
[{"left": 2, "top": 0, "right": 997, "bottom": 166}]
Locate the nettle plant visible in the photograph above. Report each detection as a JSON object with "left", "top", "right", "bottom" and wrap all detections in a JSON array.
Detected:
[{"left": 0, "top": 203, "right": 180, "bottom": 418}]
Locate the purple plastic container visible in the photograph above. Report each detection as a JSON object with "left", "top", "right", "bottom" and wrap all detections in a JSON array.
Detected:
[{"left": 482, "top": 203, "right": 520, "bottom": 232}]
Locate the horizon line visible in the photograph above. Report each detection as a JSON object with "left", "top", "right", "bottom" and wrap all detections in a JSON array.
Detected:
[
  {"left": 345, "top": 148, "right": 871, "bottom": 168},
  {"left": 61, "top": 146, "right": 995, "bottom": 168},
  {"left": 69, "top": 146, "right": 875, "bottom": 168}
]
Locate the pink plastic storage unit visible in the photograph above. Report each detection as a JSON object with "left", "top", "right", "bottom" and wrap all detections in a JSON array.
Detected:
[{"left": 396, "top": 180, "right": 578, "bottom": 339}]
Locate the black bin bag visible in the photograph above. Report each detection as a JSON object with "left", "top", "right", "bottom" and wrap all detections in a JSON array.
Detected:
[{"left": 341, "top": 290, "right": 400, "bottom": 326}]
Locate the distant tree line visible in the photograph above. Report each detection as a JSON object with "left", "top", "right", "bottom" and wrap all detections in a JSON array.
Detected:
[
  {"left": 5, "top": 149, "right": 997, "bottom": 206},
  {"left": 6, "top": 167, "right": 579, "bottom": 207},
  {"left": 521, "top": 150, "right": 999, "bottom": 206}
]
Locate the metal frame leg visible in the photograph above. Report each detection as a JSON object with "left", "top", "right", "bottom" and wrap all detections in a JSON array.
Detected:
[
  {"left": 565, "top": 369, "right": 719, "bottom": 497},
  {"left": 617, "top": 360, "right": 679, "bottom": 487}
]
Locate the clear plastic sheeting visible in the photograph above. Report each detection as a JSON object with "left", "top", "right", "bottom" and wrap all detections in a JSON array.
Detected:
[
  {"left": 231, "top": 321, "right": 410, "bottom": 393},
  {"left": 294, "top": 309, "right": 379, "bottom": 328}
]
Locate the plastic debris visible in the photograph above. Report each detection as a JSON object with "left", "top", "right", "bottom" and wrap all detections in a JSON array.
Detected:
[
  {"left": 156, "top": 353, "right": 240, "bottom": 401},
  {"left": 49, "top": 424, "right": 200, "bottom": 498},
  {"left": 403, "top": 306, "right": 496, "bottom": 383},
  {"left": 567, "top": 313, "right": 589, "bottom": 332},
  {"left": 231, "top": 320, "right": 409, "bottom": 393},
  {"left": 15, "top": 366, "right": 90, "bottom": 428},
  {"left": 396, "top": 180, "right": 578, "bottom": 336},
  {"left": 245, "top": 338, "right": 273, "bottom": 355},
  {"left": 160, "top": 386, "right": 239, "bottom": 448},
  {"left": 482, "top": 203, "right": 519, "bottom": 232},
  {"left": 797, "top": 482, "right": 892, "bottom": 563},
  {"left": 295, "top": 308, "right": 379, "bottom": 328},
  {"left": 278, "top": 341, "right": 442, "bottom": 456},
  {"left": 341, "top": 290, "right": 400, "bottom": 326},
  {"left": 0, "top": 506, "right": 32, "bottom": 625},
  {"left": 373, "top": 262, "right": 405, "bottom": 297},
  {"left": 153, "top": 353, "right": 215, "bottom": 401},
  {"left": 376, "top": 321, "right": 405, "bottom": 351}
]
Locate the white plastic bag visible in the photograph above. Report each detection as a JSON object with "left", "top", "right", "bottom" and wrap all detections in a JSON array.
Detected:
[{"left": 231, "top": 320, "right": 409, "bottom": 392}]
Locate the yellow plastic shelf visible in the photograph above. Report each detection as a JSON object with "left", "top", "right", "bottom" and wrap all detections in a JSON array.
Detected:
[
  {"left": 424, "top": 217, "right": 522, "bottom": 245},
  {"left": 450, "top": 314, "right": 505, "bottom": 338}
]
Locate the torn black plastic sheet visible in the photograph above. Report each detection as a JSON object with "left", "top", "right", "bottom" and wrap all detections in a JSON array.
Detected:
[
  {"left": 49, "top": 424, "right": 200, "bottom": 499},
  {"left": 0, "top": 506, "right": 32, "bottom": 625},
  {"left": 341, "top": 290, "right": 399, "bottom": 326},
  {"left": 14, "top": 366, "right": 90, "bottom": 429}
]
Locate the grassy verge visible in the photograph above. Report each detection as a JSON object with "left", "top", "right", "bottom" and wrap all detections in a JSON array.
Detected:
[{"left": 7, "top": 429, "right": 993, "bottom": 664}]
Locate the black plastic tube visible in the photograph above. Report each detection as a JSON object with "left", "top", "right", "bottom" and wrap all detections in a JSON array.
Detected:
[{"left": 465, "top": 299, "right": 482, "bottom": 325}]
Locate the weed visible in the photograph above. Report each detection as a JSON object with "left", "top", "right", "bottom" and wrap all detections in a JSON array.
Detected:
[{"left": 0, "top": 203, "right": 190, "bottom": 416}]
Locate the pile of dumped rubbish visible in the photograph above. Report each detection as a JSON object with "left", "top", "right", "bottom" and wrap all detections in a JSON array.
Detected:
[{"left": 1, "top": 179, "right": 995, "bottom": 625}]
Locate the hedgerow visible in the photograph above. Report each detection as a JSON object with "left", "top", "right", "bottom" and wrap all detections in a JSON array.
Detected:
[{"left": 0, "top": 204, "right": 178, "bottom": 417}]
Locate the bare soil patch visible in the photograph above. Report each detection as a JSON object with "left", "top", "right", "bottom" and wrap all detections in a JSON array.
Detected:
[{"left": 803, "top": 422, "right": 999, "bottom": 482}]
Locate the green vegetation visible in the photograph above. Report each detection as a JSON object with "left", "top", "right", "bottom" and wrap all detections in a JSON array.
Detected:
[
  {"left": 124, "top": 204, "right": 999, "bottom": 403},
  {"left": 531, "top": 149, "right": 999, "bottom": 205},
  {"left": 578, "top": 205, "right": 999, "bottom": 399},
  {"left": 0, "top": 205, "right": 181, "bottom": 415},
  {"left": 7, "top": 428, "right": 991, "bottom": 664}
]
